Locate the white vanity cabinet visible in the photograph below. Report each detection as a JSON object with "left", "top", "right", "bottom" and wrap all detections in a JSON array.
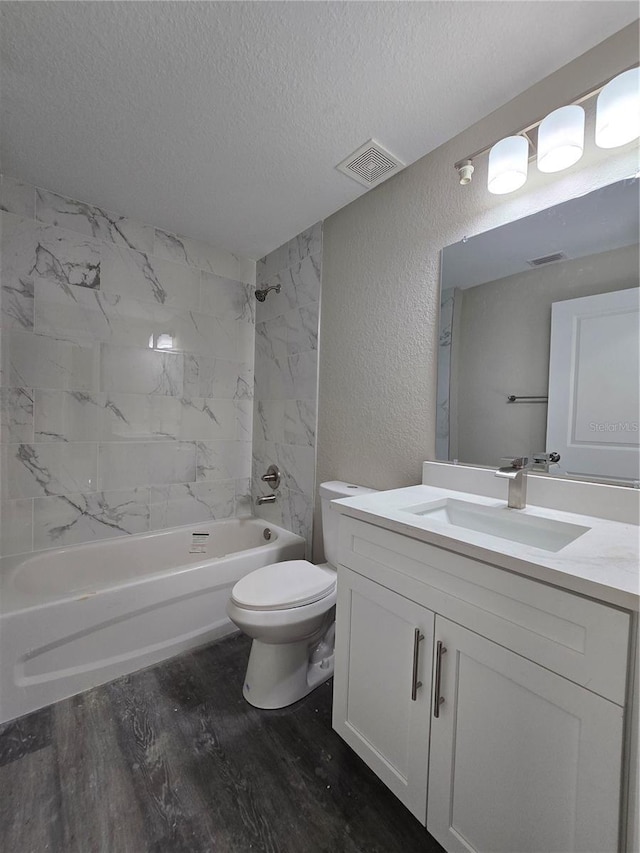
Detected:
[
  {"left": 333, "top": 568, "right": 435, "bottom": 822},
  {"left": 428, "top": 617, "right": 623, "bottom": 853},
  {"left": 332, "top": 515, "right": 632, "bottom": 853}
]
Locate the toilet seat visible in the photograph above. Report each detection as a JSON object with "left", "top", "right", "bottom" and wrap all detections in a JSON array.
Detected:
[{"left": 231, "top": 560, "right": 336, "bottom": 611}]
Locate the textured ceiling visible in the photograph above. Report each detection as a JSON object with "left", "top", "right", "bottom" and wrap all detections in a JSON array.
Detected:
[{"left": 1, "top": 2, "right": 637, "bottom": 259}]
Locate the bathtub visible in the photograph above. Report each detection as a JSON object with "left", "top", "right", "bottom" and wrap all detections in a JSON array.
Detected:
[{"left": 0, "top": 518, "right": 305, "bottom": 724}]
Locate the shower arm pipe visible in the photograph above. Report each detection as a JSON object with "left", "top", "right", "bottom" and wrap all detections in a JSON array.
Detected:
[{"left": 255, "top": 283, "right": 281, "bottom": 301}]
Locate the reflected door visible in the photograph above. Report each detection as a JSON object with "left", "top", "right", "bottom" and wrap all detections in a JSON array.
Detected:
[{"left": 547, "top": 287, "right": 639, "bottom": 482}]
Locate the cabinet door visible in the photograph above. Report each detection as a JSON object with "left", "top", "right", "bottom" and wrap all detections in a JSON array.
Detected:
[
  {"left": 333, "top": 567, "right": 435, "bottom": 824},
  {"left": 427, "top": 617, "right": 624, "bottom": 853}
]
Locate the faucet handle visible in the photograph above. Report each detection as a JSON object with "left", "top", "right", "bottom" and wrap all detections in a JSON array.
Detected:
[
  {"left": 499, "top": 456, "right": 529, "bottom": 469},
  {"left": 260, "top": 464, "right": 281, "bottom": 489}
]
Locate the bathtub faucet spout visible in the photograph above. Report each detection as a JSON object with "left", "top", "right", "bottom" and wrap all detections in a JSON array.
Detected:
[{"left": 257, "top": 494, "right": 276, "bottom": 505}]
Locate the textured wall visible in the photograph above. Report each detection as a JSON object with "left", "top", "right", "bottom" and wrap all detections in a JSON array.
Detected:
[
  {"left": 251, "top": 225, "right": 322, "bottom": 556},
  {"left": 315, "top": 25, "right": 639, "bottom": 559},
  {"left": 0, "top": 177, "right": 255, "bottom": 557}
]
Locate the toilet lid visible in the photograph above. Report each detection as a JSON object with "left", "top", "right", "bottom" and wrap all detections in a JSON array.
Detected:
[{"left": 231, "top": 560, "right": 336, "bottom": 611}]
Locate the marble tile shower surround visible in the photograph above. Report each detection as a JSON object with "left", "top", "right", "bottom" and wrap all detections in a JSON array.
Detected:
[
  {"left": 436, "top": 288, "right": 454, "bottom": 461},
  {"left": 0, "top": 176, "right": 256, "bottom": 556},
  {"left": 252, "top": 224, "right": 322, "bottom": 556}
]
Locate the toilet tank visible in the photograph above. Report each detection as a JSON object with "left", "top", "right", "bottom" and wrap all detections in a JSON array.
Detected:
[{"left": 319, "top": 481, "right": 377, "bottom": 568}]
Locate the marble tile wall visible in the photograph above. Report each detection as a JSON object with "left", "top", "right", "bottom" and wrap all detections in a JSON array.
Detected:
[
  {"left": 435, "top": 287, "right": 455, "bottom": 461},
  {"left": 0, "top": 175, "right": 255, "bottom": 556},
  {"left": 251, "top": 224, "right": 322, "bottom": 556}
]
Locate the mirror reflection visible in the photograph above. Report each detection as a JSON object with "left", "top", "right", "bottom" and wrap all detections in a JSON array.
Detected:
[{"left": 437, "top": 177, "right": 639, "bottom": 486}]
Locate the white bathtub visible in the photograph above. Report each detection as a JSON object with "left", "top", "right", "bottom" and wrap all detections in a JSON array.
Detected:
[{"left": 0, "top": 518, "right": 305, "bottom": 724}]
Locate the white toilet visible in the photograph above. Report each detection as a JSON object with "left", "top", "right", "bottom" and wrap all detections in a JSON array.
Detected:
[{"left": 226, "top": 481, "right": 375, "bottom": 709}]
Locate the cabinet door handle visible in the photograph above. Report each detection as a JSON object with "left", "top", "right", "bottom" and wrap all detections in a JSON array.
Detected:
[
  {"left": 411, "top": 628, "right": 424, "bottom": 701},
  {"left": 433, "top": 640, "right": 447, "bottom": 718}
]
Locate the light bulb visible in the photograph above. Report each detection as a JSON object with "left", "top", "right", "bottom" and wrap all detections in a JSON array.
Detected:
[
  {"left": 596, "top": 68, "right": 640, "bottom": 149},
  {"left": 537, "top": 105, "right": 585, "bottom": 173},
  {"left": 487, "top": 136, "right": 528, "bottom": 195}
]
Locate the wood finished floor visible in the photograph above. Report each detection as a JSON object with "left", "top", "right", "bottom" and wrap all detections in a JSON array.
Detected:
[{"left": 0, "top": 633, "right": 444, "bottom": 853}]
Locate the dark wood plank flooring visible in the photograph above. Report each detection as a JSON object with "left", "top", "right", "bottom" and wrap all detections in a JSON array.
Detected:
[{"left": 0, "top": 633, "right": 444, "bottom": 853}]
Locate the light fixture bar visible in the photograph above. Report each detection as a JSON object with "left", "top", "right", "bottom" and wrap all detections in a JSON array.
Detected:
[{"left": 454, "top": 63, "right": 639, "bottom": 173}]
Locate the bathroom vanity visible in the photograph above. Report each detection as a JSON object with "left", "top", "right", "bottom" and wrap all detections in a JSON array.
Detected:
[{"left": 331, "top": 463, "right": 639, "bottom": 853}]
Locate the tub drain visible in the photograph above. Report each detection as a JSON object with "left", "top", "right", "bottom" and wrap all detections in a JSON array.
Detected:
[{"left": 263, "top": 528, "right": 272, "bottom": 541}]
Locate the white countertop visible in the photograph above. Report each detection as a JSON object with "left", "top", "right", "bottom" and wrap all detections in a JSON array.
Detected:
[{"left": 332, "top": 485, "right": 640, "bottom": 611}]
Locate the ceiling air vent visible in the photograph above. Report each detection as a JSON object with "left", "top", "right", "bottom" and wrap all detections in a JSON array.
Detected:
[
  {"left": 336, "top": 139, "right": 405, "bottom": 188},
  {"left": 527, "top": 251, "right": 568, "bottom": 267}
]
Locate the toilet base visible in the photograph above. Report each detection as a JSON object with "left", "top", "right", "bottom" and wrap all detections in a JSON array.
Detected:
[{"left": 242, "top": 638, "right": 334, "bottom": 709}]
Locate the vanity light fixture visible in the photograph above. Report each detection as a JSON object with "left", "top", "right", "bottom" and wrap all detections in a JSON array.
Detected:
[
  {"left": 454, "top": 64, "right": 639, "bottom": 194},
  {"left": 487, "top": 136, "right": 529, "bottom": 195},
  {"left": 456, "top": 159, "right": 475, "bottom": 185},
  {"left": 537, "top": 105, "right": 585, "bottom": 173},
  {"left": 596, "top": 67, "right": 640, "bottom": 149}
]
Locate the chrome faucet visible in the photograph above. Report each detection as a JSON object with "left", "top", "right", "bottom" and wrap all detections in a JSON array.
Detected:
[
  {"left": 495, "top": 456, "right": 529, "bottom": 509},
  {"left": 257, "top": 465, "right": 280, "bottom": 505},
  {"left": 257, "top": 494, "right": 276, "bottom": 505}
]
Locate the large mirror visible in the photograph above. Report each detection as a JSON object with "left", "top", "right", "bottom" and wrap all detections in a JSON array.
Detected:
[{"left": 437, "top": 177, "right": 639, "bottom": 486}]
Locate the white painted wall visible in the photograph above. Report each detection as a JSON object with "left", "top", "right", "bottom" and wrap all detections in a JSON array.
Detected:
[{"left": 315, "top": 23, "right": 639, "bottom": 558}]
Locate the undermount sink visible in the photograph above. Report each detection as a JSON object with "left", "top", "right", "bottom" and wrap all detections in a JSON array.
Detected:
[{"left": 401, "top": 498, "right": 590, "bottom": 552}]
